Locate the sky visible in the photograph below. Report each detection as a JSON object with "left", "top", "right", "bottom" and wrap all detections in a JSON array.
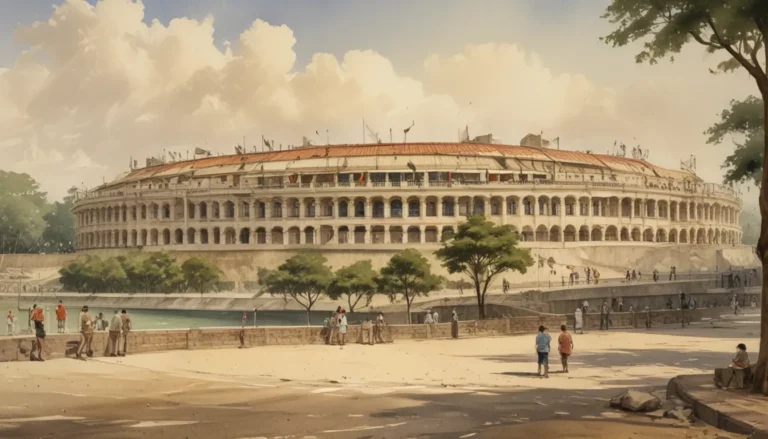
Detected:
[{"left": 0, "top": 0, "right": 758, "bottom": 205}]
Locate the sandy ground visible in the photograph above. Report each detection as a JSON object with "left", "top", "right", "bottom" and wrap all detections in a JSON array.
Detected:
[{"left": 0, "top": 314, "right": 759, "bottom": 438}]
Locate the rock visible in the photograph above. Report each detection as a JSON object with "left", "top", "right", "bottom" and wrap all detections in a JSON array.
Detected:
[
  {"left": 609, "top": 391, "right": 626, "bottom": 408},
  {"left": 646, "top": 409, "right": 666, "bottom": 419},
  {"left": 664, "top": 408, "right": 691, "bottom": 422},
  {"left": 682, "top": 408, "right": 692, "bottom": 418},
  {"left": 617, "top": 390, "right": 662, "bottom": 413}
]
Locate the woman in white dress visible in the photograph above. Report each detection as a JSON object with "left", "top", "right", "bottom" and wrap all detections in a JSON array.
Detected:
[{"left": 574, "top": 307, "right": 583, "bottom": 334}]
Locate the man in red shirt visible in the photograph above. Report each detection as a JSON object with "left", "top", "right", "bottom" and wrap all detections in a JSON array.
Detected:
[{"left": 55, "top": 301, "right": 67, "bottom": 333}]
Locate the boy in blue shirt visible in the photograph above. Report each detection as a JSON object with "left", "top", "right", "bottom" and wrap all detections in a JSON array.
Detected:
[{"left": 535, "top": 325, "right": 551, "bottom": 378}]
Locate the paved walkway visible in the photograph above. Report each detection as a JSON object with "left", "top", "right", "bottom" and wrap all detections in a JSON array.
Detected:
[{"left": 669, "top": 374, "right": 768, "bottom": 438}]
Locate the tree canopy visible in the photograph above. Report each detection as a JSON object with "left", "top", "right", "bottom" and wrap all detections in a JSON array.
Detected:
[
  {"left": 378, "top": 249, "right": 442, "bottom": 324},
  {"left": 602, "top": 0, "right": 768, "bottom": 395},
  {"left": 0, "top": 170, "right": 76, "bottom": 254},
  {"left": 435, "top": 216, "right": 533, "bottom": 319},
  {"left": 58, "top": 252, "right": 217, "bottom": 294},
  {"left": 706, "top": 96, "right": 764, "bottom": 186},
  {"left": 328, "top": 260, "right": 378, "bottom": 312},
  {"left": 258, "top": 252, "right": 333, "bottom": 325}
]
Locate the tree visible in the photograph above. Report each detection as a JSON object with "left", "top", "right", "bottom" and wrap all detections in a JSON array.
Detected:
[
  {"left": 59, "top": 255, "right": 91, "bottom": 293},
  {"left": 706, "top": 96, "right": 764, "bottom": 186},
  {"left": 328, "top": 260, "right": 378, "bottom": 312},
  {"left": 258, "top": 252, "right": 333, "bottom": 325},
  {"left": 378, "top": 249, "right": 442, "bottom": 324},
  {"left": 0, "top": 171, "right": 50, "bottom": 253},
  {"left": 42, "top": 186, "right": 77, "bottom": 253},
  {"left": 182, "top": 257, "right": 222, "bottom": 293},
  {"left": 602, "top": 0, "right": 768, "bottom": 394},
  {"left": 435, "top": 216, "right": 533, "bottom": 320}
]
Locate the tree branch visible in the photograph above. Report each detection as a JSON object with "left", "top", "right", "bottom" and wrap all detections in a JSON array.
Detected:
[
  {"left": 688, "top": 30, "right": 721, "bottom": 50},
  {"left": 706, "top": 15, "right": 767, "bottom": 83}
]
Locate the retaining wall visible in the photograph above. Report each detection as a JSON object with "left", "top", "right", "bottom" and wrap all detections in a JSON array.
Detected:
[{"left": 0, "top": 307, "right": 724, "bottom": 363}]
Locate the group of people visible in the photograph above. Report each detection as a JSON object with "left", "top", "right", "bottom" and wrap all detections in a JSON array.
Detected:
[
  {"left": 74, "top": 306, "right": 132, "bottom": 360},
  {"left": 535, "top": 325, "right": 574, "bottom": 378},
  {"left": 322, "top": 307, "right": 391, "bottom": 346},
  {"left": 577, "top": 300, "right": 653, "bottom": 330},
  {"left": 423, "top": 309, "right": 461, "bottom": 338},
  {"left": 20, "top": 301, "right": 132, "bottom": 361},
  {"left": 566, "top": 267, "right": 600, "bottom": 286}
]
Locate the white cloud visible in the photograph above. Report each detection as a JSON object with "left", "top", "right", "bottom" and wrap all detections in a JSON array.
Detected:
[{"left": 0, "top": 0, "right": 754, "bottom": 200}]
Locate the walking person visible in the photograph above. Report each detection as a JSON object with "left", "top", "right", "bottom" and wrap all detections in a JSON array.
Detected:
[
  {"left": 31, "top": 304, "right": 45, "bottom": 361},
  {"left": 55, "top": 301, "right": 67, "bottom": 334},
  {"left": 119, "top": 309, "right": 131, "bottom": 356},
  {"left": 337, "top": 310, "right": 348, "bottom": 347},
  {"left": 6, "top": 310, "right": 13, "bottom": 336},
  {"left": 76, "top": 306, "right": 94, "bottom": 359},
  {"left": 107, "top": 310, "right": 121, "bottom": 357},
  {"left": 451, "top": 309, "right": 459, "bottom": 339},
  {"left": 558, "top": 325, "right": 574, "bottom": 373},
  {"left": 535, "top": 326, "right": 551, "bottom": 378}
]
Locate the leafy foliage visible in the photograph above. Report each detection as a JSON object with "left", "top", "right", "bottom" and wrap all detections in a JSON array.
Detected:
[
  {"left": 258, "top": 252, "right": 334, "bottom": 325},
  {"left": 328, "top": 260, "right": 378, "bottom": 312},
  {"left": 435, "top": 216, "right": 533, "bottom": 319},
  {"left": 0, "top": 170, "right": 76, "bottom": 254},
  {"left": 706, "top": 96, "right": 764, "bottom": 186},
  {"left": 182, "top": 257, "right": 222, "bottom": 293},
  {"left": 378, "top": 249, "right": 442, "bottom": 324},
  {"left": 58, "top": 252, "right": 217, "bottom": 294}
]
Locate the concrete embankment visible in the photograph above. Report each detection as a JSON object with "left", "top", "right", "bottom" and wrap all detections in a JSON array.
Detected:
[{"left": 0, "top": 307, "right": 725, "bottom": 363}]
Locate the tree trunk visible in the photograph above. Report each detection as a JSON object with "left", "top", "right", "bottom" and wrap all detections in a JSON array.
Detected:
[
  {"left": 405, "top": 294, "right": 412, "bottom": 324},
  {"left": 752, "top": 94, "right": 768, "bottom": 395},
  {"left": 475, "top": 282, "right": 485, "bottom": 320},
  {"left": 306, "top": 308, "right": 311, "bottom": 327}
]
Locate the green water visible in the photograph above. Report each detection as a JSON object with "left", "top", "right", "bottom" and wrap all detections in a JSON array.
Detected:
[{"left": 1, "top": 299, "right": 374, "bottom": 333}]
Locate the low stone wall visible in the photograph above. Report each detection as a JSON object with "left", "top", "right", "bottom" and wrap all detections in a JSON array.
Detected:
[
  {"left": 568, "top": 306, "right": 726, "bottom": 330},
  {"left": 0, "top": 307, "right": 722, "bottom": 363}
]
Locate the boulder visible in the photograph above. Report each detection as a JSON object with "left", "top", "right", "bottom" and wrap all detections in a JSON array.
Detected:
[
  {"left": 664, "top": 408, "right": 691, "bottom": 422},
  {"left": 610, "top": 390, "right": 662, "bottom": 413}
]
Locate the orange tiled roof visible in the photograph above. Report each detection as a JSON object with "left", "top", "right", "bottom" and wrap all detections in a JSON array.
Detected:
[{"left": 113, "top": 142, "right": 693, "bottom": 183}]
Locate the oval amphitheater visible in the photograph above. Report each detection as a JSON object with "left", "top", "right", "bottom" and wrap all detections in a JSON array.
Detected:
[{"left": 73, "top": 142, "right": 743, "bottom": 254}]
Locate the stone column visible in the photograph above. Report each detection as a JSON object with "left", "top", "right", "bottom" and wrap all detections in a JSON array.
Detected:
[
  {"left": 419, "top": 197, "right": 426, "bottom": 218},
  {"left": 419, "top": 225, "right": 425, "bottom": 243},
  {"left": 366, "top": 199, "right": 373, "bottom": 219},
  {"left": 384, "top": 199, "right": 391, "bottom": 218},
  {"left": 501, "top": 198, "right": 508, "bottom": 224},
  {"left": 483, "top": 196, "right": 491, "bottom": 217},
  {"left": 384, "top": 226, "right": 391, "bottom": 243}
]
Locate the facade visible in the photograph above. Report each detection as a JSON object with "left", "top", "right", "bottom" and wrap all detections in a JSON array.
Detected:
[{"left": 73, "top": 143, "right": 743, "bottom": 251}]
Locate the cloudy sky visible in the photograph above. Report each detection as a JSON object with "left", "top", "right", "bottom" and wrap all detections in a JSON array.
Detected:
[{"left": 0, "top": 0, "right": 758, "bottom": 203}]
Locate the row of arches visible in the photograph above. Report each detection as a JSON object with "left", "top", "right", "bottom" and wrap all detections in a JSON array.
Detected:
[
  {"left": 76, "top": 195, "right": 742, "bottom": 227},
  {"left": 76, "top": 224, "right": 741, "bottom": 249}
]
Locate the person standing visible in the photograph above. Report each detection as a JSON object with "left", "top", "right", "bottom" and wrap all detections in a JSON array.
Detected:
[
  {"left": 535, "top": 326, "right": 551, "bottom": 378},
  {"left": 451, "top": 309, "right": 459, "bottom": 339},
  {"left": 76, "top": 306, "right": 94, "bottom": 359},
  {"left": 644, "top": 306, "right": 652, "bottom": 329},
  {"left": 6, "top": 310, "right": 13, "bottom": 336},
  {"left": 599, "top": 302, "right": 608, "bottom": 330},
  {"left": 119, "top": 309, "right": 131, "bottom": 356},
  {"left": 337, "top": 310, "right": 348, "bottom": 347},
  {"left": 582, "top": 300, "right": 589, "bottom": 314},
  {"left": 618, "top": 297, "right": 624, "bottom": 313},
  {"left": 375, "top": 312, "right": 387, "bottom": 343},
  {"left": 31, "top": 305, "right": 45, "bottom": 361},
  {"left": 558, "top": 325, "right": 574, "bottom": 373},
  {"left": 322, "top": 314, "right": 332, "bottom": 345},
  {"left": 424, "top": 310, "right": 434, "bottom": 325},
  {"left": 55, "top": 301, "right": 67, "bottom": 334},
  {"left": 432, "top": 310, "right": 439, "bottom": 324},
  {"left": 574, "top": 307, "right": 583, "bottom": 334},
  {"left": 329, "top": 308, "right": 340, "bottom": 345},
  {"left": 679, "top": 291, "right": 686, "bottom": 309},
  {"left": 631, "top": 270, "right": 637, "bottom": 281},
  {"left": 107, "top": 310, "right": 121, "bottom": 357},
  {"left": 625, "top": 270, "right": 631, "bottom": 282},
  {"left": 360, "top": 318, "right": 375, "bottom": 345},
  {"left": 629, "top": 305, "right": 636, "bottom": 328}
]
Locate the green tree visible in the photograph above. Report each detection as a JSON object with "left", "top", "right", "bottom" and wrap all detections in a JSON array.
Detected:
[
  {"left": 602, "top": 0, "right": 768, "bottom": 394},
  {"left": 42, "top": 186, "right": 77, "bottom": 253},
  {"left": 378, "top": 249, "right": 442, "bottom": 324},
  {"left": 0, "top": 171, "right": 50, "bottom": 253},
  {"left": 59, "top": 255, "right": 91, "bottom": 293},
  {"left": 328, "top": 260, "right": 378, "bottom": 312},
  {"left": 97, "top": 257, "right": 128, "bottom": 292},
  {"left": 706, "top": 96, "right": 764, "bottom": 186},
  {"left": 258, "top": 252, "right": 333, "bottom": 325},
  {"left": 181, "top": 257, "right": 222, "bottom": 293},
  {"left": 435, "top": 216, "right": 533, "bottom": 320}
]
